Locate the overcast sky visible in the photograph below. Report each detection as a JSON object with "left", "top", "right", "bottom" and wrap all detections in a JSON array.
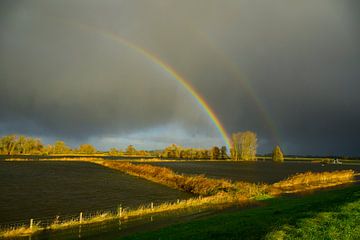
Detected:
[{"left": 1, "top": 0, "right": 359, "bottom": 155}]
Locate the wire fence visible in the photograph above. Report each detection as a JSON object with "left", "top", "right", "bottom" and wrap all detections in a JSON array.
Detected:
[
  {"left": 0, "top": 199, "right": 179, "bottom": 232},
  {"left": 0, "top": 204, "right": 122, "bottom": 231}
]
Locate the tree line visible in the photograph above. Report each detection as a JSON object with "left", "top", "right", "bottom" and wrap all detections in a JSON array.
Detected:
[
  {"left": 0, "top": 135, "right": 97, "bottom": 155},
  {"left": 0, "top": 132, "right": 284, "bottom": 161}
]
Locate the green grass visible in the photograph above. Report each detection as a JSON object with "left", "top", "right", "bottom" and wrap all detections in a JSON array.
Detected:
[
  {"left": 120, "top": 185, "right": 360, "bottom": 240},
  {"left": 265, "top": 193, "right": 360, "bottom": 240}
]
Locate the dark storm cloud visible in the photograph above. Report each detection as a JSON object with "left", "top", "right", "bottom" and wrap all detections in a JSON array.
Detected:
[{"left": 0, "top": 0, "right": 359, "bottom": 155}]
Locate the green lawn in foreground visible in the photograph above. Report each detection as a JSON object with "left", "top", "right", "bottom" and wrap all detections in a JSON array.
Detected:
[{"left": 121, "top": 185, "right": 360, "bottom": 240}]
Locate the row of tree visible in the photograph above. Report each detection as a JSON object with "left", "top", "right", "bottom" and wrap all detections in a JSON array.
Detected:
[
  {"left": 231, "top": 131, "right": 284, "bottom": 162},
  {"left": 161, "top": 144, "right": 228, "bottom": 159},
  {"left": 0, "top": 135, "right": 97, "bottom": 155},
  {"left": 109, "top": 145, "right": 152, "bottom": 156},
  {"left": 0, "top": 133, "right": 284, "bottom": 161}
]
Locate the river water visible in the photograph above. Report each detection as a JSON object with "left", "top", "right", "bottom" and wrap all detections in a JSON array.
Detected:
[
  {"left": 146, "top": 160, "right": 360, "bottom": 183},
  {"left": 1, "top": 159, "right": 359, "bottom": 239},
  {"left": 0, "top": 161, "right": 192, "bottom": 224}
]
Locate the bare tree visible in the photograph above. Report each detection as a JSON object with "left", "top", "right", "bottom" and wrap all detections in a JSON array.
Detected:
[{"left": 232, "top": 131, "right": 257, "bottom": 161}]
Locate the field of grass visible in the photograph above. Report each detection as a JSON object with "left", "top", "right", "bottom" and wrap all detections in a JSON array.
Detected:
[{"left": 121, "top": 184, "right": 360, "bottom": 240}]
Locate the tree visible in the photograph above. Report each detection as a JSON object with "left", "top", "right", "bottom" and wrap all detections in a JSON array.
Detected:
[
  {"left": 0, "top": 135, "right": 17, "bottom": 155},
  {"left": 220, "top": 146, "right": 228, "bottom": 159},
  {"left": 232, "top": 131, "right": 257, "bottom": 161},
  {"left": 272, "top": 145, "right": 284, "bottom": 162},
  {"left": 109, "top": 148, "right": 120, "bottom": 156},
  {"left": 162, "top": 144, "right": 181, "bottom": 158},
  {"left": 126, "top": 145, "right": 137, "bottom": 155},
  {"left": 210, "top": 146, "right": 220, "bottom": 160},
  {"left": 78, "top": 144, "right": 96, "bottom": 154},
  {"left": 53, "top": 141, "right": 71, "bottom": 154},
  {"left": 0, "top": 135, "right": 44, "bottom": 155}
]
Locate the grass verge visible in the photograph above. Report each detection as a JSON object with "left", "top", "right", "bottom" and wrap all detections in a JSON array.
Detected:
[
  {"left": 120, "top": 184, "right": 360, "bottom": 240},
  {"left": 270, "top": 170, "right": 355, "bottom": 194},
  {"left": 0, "top": 194, "right": 253, "bottom": 238}
]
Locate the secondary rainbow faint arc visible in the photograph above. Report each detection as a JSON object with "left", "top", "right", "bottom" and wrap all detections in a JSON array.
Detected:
[{"left": 77, "top": 23, "right": 232, "bottom": 150}]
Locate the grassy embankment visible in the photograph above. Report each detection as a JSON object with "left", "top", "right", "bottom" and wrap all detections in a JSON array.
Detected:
[
  {"left": 121, "top": 184, "right": 360, "bottom": 240},
  {"left": 94, "top": 160, "right": 356, "bottom": 196},
  {"left": 0, "top": 158, "right": 356, "bottom": 238}
]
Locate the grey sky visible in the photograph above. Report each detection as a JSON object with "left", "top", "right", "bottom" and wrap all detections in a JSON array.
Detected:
[{"left": 1, "top": 0, "right": 359, "bottom": 155}]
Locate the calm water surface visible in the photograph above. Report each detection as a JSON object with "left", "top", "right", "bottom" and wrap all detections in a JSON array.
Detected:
[
  {"left": 147, "top": 161, "right": 360, "bottom": 183},
  {"left": 2, "top": 160, "right": 360, "bottom": 239},
  {"left": 0, "top": 161, "right": 192, "bottom": 224}
]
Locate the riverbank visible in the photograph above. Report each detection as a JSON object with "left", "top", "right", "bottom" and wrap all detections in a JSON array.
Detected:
[
  {"left": 121, "top": 184, "right": 360, "bottom": 240},
  {"left": 95, "top": 160, "right": 356, "bottom": 196},
  {"left": 0, "top": 158, "right": 356, "bottom": 238}
]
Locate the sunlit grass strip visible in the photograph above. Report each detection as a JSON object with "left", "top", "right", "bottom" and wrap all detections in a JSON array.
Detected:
[
  {"left": 0, "top": 225, "right": 40, "bottom": 238},
  {"left": 94, "top": 160, "right": 239, "bottom": 196},
  {"left": 133, "top": 158, "right": 234, "bottom": 162},
  {"left": 4, "top": 157, "right": 101, "bottom": 161},
  {"left": 93, "top": 160, "right": 356, "bottom": 197},
  {"left": 0, "top": 193, "right": 252, "bottom": 238},
  {"left": 271, "top": 170, "right": 355, "bottom": 193}
]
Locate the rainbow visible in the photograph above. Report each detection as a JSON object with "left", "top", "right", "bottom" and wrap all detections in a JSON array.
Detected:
[
  {"left": 196, "top": 31, "right": 280, "bottom": 144},
  {"left": 76, "top": 23, "right": 232, "bottom": 150}
]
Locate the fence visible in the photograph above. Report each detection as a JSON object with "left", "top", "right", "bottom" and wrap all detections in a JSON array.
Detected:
[{"left": 0, "top": 199, "right": 177, "bottom": 235}]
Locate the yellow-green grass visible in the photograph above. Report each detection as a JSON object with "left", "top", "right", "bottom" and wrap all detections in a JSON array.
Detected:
[
  {"left": 121, "top": 185, "right": 360, "bottom": 240},
  {"left": 265, "top": 193, "right": 360, "bottom": 240},
  {"left": 271, "top": 170, "right": 355, "bottom": 194},
  {"left": 93, "top": 160, "right": 356, "bottom": 196},
  {"left": 95, "top": 160, "right": 240, "bottom": 196}
]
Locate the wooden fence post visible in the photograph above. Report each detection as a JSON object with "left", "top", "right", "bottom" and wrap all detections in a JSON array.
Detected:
[
  {"left": 118, "top": 205, "right": 122, "bottom": 218},
  {"left": 79, "top": 212, "right": 83, "bottom": 224},
  {"left": 151, "top": 202, "right": 154, "bottom": 210},
  {"left": 30, "top": 219, "right": 33, "bottom": 230}
]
